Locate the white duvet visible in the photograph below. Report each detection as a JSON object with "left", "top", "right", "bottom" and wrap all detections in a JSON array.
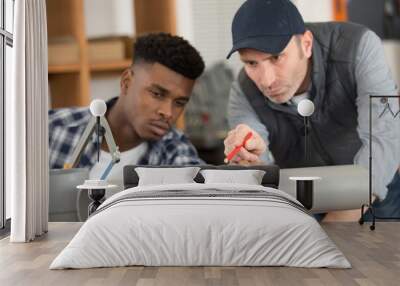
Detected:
[{"left": 50, "top": 183, "right": 351, "bottom": 269}]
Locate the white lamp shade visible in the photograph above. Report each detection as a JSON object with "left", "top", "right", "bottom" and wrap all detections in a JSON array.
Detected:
[
  {"left": 90, "top": 99, "right": 107, "bottom": 117},
  {"left": 297, "top": 99, "right": 315, "bottom": 117}
]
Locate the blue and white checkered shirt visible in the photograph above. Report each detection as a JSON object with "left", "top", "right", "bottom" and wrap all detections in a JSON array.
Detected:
[{"left": 49, "top": 98, "right": 204, "bottom": 169}]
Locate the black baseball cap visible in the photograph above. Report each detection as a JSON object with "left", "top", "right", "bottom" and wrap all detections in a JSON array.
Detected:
[{"left": 227, "top": 0, "right": 306, "bottom": 58}]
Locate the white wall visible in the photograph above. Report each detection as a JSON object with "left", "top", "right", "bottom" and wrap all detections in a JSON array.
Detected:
[
  {"left": 383, "top": 40, "right": 400, "bottom": 87},
  {"left": 292, "top": 0, "right": 333, "bottom": 22},
  {"left": 84, "top": 0, "right": 135, "bottom": 39},
  {"left": 90, "top": 73, "right": 122, "bottom": 102},
  {"left": 176, "top": 0, "right": 194, "bottom": 44},
  {"left": 176, "top": 0, "right": 244, "bottom": 74}
]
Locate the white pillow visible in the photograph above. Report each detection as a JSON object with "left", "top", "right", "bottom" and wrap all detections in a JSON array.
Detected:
[
  {"left": 135, "top": 167, "right": 201, "bottom": 186},
  {"left": 200, "top": 169, "right": 266, "bottom": 185}
]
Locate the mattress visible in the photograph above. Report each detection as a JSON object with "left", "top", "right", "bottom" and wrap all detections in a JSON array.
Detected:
[{"left": 50, "top": 183, "right": 351, "bottom": 269}]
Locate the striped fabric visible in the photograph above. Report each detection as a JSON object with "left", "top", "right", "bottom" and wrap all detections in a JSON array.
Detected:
[{"left": 49, "top": 98, "right": 204, "bottom": 170}]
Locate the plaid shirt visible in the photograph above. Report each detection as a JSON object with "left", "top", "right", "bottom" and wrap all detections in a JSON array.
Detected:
[{"left": 49, "top": 99, "right": 204, "bottom": 169}]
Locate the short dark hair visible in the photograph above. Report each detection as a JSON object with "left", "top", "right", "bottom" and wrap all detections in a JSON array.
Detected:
[{"left": 133, "top": 33, "right": 205, "bottom": 80}]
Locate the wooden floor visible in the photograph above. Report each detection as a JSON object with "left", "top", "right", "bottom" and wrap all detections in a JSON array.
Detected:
[{"left": 0, "top": 222, "right": 399, "bottom": 286}]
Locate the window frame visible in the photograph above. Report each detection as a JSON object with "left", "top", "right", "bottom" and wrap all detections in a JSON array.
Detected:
[{"left": 0, "top": 0, "right": 14, "bottom": 232}]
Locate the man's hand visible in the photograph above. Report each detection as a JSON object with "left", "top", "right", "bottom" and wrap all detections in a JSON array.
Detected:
[{"left": 224, "top": 124, "right": 267, "bottom": 165}]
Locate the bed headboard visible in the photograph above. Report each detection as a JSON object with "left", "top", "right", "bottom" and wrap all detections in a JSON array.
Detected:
[{"left": 123, "top": 165, "right": 280, "bottom": 189}]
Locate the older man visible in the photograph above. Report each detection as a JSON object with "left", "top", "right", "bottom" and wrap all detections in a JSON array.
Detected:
[{"left": 224, "top": 0, "right": 400, "bottom": 220}]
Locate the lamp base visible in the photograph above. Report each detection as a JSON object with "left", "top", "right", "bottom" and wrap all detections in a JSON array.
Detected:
[
  {"left": 359, "top": 203, "right": 400, "bottom": 231},
  {"left": 87, "top": 188, "right": 106, "bottom": 216},
  {"left": 359, "top": 204, "right": 375, "bottom": 231},
  {"left": 296, "top": 180, "right": 314, "bottom": 210}
]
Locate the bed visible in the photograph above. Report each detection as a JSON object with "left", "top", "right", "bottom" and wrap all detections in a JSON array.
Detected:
[{"left": 50, "top": 165, "right": 350, "bottom": 269}]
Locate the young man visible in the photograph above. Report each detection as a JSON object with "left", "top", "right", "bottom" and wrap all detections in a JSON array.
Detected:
[
  {"left": 224, "top": 0, "right": 400, "bottom": 219},
  {"left": 49, "top": 33, "right": 205, "bottom": 188}
]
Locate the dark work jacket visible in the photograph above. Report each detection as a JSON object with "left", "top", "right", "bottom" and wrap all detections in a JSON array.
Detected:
[{"left": 239, "top": 22, "right": 367, "bottom": 168}]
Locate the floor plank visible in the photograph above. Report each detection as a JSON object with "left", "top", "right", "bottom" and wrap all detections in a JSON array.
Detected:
[{"left": 0, "top": 222, "right": 399, "bottom": 286}]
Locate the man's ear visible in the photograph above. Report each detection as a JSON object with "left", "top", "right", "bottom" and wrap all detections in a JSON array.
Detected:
[
  {"left": 120, "top": 68, "right": 133, "bottom": 96},
  {"left": 302, "top": 30, "right": 313, "bottom": 58}
]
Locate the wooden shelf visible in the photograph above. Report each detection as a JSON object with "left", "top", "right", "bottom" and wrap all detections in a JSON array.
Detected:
[
  {"left": 89, "top": 59, "right": 131, "bottom": 72},
  {"left": 48, "top": 64, "right": 81, "bottom": 74},
  {"left": 47, "top": 0, "right": 177, "bottom": 109}
]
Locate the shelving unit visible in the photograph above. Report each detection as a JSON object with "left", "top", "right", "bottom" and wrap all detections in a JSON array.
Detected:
[
  {"left": 89, "top": 59, "right": 132, "bottom": 73},
  {"left": 46, "top": 0, "right": 90, "bottom": 108},
  {"left": 46, "top": 0, "right": 181, "bottom": 126},
  {"left": 46, "top": 0, "right": 177, "bottom": 107},
  {"left": 47, "top": 0, "right": 133, "bottom": 108},
  {"left": 48, "top": 64, "right": 81, "bottom": 74}
]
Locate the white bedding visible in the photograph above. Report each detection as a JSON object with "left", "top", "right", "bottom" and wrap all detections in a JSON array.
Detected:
[{"left": 50, "top": 183, "right": 351, "bottom": 269}]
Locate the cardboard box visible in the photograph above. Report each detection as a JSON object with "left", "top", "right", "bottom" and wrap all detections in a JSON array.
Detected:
[
  {"left": 88, "top": 37, "right": 130, "bottom": 63},
  {"left": 48, "top": 37, "right": 79, "bottom": 65}
]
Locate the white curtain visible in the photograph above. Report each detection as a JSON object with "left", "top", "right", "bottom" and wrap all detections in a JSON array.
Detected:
[{"left": 8, "top": 0, "right": 49, "bottom": 242}]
